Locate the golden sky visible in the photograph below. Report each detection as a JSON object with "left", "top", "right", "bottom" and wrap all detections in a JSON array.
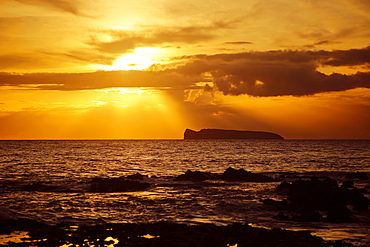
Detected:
[{"left": 0, "top": 0, "right": 369, "bottom": 139}]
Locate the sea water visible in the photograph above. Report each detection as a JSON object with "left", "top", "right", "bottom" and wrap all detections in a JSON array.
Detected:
[{"left": 0, "top": 140, "right": 369, "bottom": 245}]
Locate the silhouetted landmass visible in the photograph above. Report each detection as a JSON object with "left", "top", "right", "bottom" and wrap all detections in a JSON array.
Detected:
[{"left": 184, "top": 129, "right": 284, "bottom": 140}]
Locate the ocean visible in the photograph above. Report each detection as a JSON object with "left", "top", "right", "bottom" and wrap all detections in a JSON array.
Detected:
[{"left": 0, "top": 140, "right": 369, "bottom": 246}]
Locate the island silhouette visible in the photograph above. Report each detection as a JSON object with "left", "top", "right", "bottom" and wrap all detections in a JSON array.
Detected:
[{"left": 184, "top": 128, "right": 284, "bottom": 139}]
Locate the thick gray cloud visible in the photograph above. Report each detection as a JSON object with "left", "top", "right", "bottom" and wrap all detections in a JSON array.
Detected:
[
  {"left": 176, "top": 47, "right": 370, "bottom": 96},
  {"left": 1, "top": 47, "right": 369, "bottom": 96},
  {"left": 320, "top": 47, "right": 370, "bottom": 66},
  {"left": 0, "top": 70, "right": 199, "bottom": 91}
]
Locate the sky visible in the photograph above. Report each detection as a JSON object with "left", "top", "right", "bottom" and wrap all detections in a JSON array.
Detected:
[{"left": 0, "top": 0, "right": 369, "bottom": 139}]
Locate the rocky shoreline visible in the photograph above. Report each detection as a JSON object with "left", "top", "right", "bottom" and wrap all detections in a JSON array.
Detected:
[
  {"left": 0, "top": 167, "right": 277, "bottom": 193},
  {"left": 0, "top": 219, "right": 359, "bottom": 247},
  {"left": 264, "top": 174, "right": 369, "bottom": 223},
  {"left": 1, "top": 168, "right": 368, "bottom": 246}
]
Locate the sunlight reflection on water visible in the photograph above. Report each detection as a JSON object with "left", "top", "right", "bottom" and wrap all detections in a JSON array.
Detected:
[
  {"left": 0, "top": 140, "right": 369, "bottom": 245},
  {"left": 0, "top": 231, "right": 30, "bottom": 245}
]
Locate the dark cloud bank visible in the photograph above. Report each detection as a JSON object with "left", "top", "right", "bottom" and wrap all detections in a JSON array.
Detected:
[
  {"left": 177, "top": 46, "right": 370, "bottom": 96},
  {"left": 1, "top": 47, "right": 369, "bottom": 97}
]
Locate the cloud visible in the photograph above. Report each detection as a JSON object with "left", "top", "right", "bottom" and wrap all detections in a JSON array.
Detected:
[
  {"left": 302, "top": 40, "right": 340, "bottom": 49},
  {"left": 89, "top": 21, "right": 236, "bottom": 54},
  {"left": 225, "top": 41, "right": 253, "bottom": 45},
  {"left": 0, "top": 54, "right": 32, "bottom": 69},
  {"left": 175, "top": 47, "right": 370, "bottom": 96},
  {"left": 0, "top": 70, "right": 199, "bottom": 91},
  {"left": 0, "top": 53, "right": 53, "bottom": 70},
  {"left": 1, "top": 47, "right": 369, "bottom": 97},
  {"left": 0, "top": 51, "right": 105, "bottom": 71},
  {"left": 321, "top": 47, "right": 370, "bottom": 66},
  {"left": 14, "top": 0, "right": 80, "bottom": 15},
  {"left": 210, "top": 67, "right": 369, "bottom": 96},
  {"left": 40, "top": 51, "right": 116, "bottom": 66}
]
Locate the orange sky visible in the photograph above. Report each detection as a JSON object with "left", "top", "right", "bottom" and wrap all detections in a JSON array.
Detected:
[{"left": 0, "top": 0, "right": 369, "bottom": 139}]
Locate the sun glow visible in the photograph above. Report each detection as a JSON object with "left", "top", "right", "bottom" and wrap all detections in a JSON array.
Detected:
[{"left": 97, "top": 47, "right": 160, "bottom": 71}]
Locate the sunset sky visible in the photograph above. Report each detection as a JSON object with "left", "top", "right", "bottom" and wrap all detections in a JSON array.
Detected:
[{"left": 0, "top": 0, "right": 369, "bottom": 139}]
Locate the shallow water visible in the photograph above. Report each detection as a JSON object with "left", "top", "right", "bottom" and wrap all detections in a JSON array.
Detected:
[{"left": 0, "top": 140, "right": 369, "bottom": 245}]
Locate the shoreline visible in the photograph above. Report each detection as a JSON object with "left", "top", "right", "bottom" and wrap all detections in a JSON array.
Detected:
[
  {"left": 1, "top": 169, "right": 369, "bottom": 246},
  {"left": 0, "top": 219, "right": 359, "bottom": 247}
]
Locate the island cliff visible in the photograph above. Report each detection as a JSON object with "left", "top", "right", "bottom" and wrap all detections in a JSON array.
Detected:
[{"left": 184, "top": 129, "right": 284, "bottom": 140}]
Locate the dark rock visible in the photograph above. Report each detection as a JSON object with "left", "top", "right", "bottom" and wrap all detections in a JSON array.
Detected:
[
  {"left": 357, "top": 188, "right": 368, "bottom": 194},
  {"left": 90, "top": 177, "right": 150, "bottom": 192},
  {"left": 21, "top": 182, "right": 60, "bottom": 192},
  {"left": 184, "top": 128, "right": 284, "bottom": 139},
  {"left": 273, "top": 212, "right": 290, "bottom": 220},
  {"left": 329, "top": 187, "right": 352, "bottom": 208},
  {"left": 269, "top": 176, "right": 369, "bottom": 223},
  {"left": 345, "top": 172, "right": 368, "bottom": 180},
  {"left": 126, "top": 173, "right": 148, "bottom": 180},
  {"left": 5, "top": 221, "right": 335, "bottom": 247},
  {"left": 221, "top": 167, "right": 275, "bottom": 182},
  {"left": 285, "top": 178, "right": 339, "bottom": 211},
  {"left": 262, "top": 199, "right": 289, "bottom": 210},
  {"left": 327, "top": 205, "right": 353, "bottom": 223},
  {"left": 272, "top": 208, "right": 324, "bottom": 223},
  {"left": 0, "top": 218, "right": 49, "bottom": 234},
  {"left": 174, "top": 170, "right": 212, "bottom": 182},
  {"left": 341, "top": 180, "right": 354, "bottom": 189},
  {"left": 276, "top": 180, "right": 292, "bottom": 194},
  {"left": 173, "top": 168, "right": 275, "bottom": 183},
  {"left": 349, "top": 189, "right": 370, "bottom": 211},
  {"left": 323, "top": 177, "right": 339, "bottom": 189},
  {"left": 292, "top": 210, "right": 324, "bottom": 222}
]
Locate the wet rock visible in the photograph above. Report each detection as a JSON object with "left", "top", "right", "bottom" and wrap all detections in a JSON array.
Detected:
[
  {"left": 262, "top": 199, "right": 289, "bottom": 210},
  {"left": 268, "top": 176, "right": 369, "bottom": 223},
  {"left": 330, "top": 187, "right": 369, "bottom": 211},
  {"left": 126, "top": 173, "right": 148, "bottom": 180},
  {"left": 292, "top": 210, "right": 324, "bottom": 222},
  {"left": 345, "top": 172, "right": 368, "bottom": 180},
  {"left": 90, "top": 177, "right": 150, "bottom": 192},
  {"left": 349, "top": 189, "right": 370, "bottom": 211},
  {"left": 341, "top": 180, "right": 354, "bottom": 189},
  {"left": 220, "top": 167, "right": 275, "bottom": 182},
  {"left": 327, "top": 205, "right": 353, "bottom": 223},
  {"left": 0, "top": 208, "right": 18, "bottom": 221},
  {"left": 273, "top": 210, "right": 324, "bottom": 222},
  {"left": 174, "top": 170, "right": 213, "bottom": 182},
  {"left": 285, "top": 179, "right": 335, "bottom": 210},
  {"left": 276, "top": 180, "right": 292, "bottom": 194},
  {"left": 283, "top": 177, "right": 340, "bottom": 210},
  {"left": 0, "top": 218, "right": 49, "bottom": 234},
  {"left": 273, "top": 212, "right": 290, "bottom": 220},
  {"left": 329, "top": 187, "right": 352, "bottom": 208},
  {"left": 20, "top": 182, "right": 60, "bottom": 192},
  {"left": 5, "top": 221, "right": 336, "bottom": 247},
  {"left": 323, "top": 177, "right": 339, "bottom": 189},
  {"left": 173, "top": 167, "right": 276, "bottom": 183}
]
